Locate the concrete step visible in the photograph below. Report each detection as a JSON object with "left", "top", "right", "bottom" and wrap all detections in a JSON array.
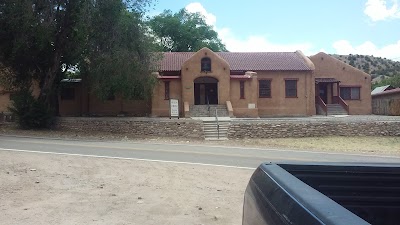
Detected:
[
  {"left": 205, "top": 137, "right": 228, "bottom": 141},
  {"left": 326, "top": 104, "right": 348, "bottom": 115},
  {"left": 204, "top": 130, "right": 229, "bottom": 133},
  {"left": 202, "top": 119, "right": 230, "bottom": 140},
  {"left": 191, "top": 105, "right": 229, "bottom": 117},
  {"left": 204, "top": 127, "right": 229, "bottom": 130}
]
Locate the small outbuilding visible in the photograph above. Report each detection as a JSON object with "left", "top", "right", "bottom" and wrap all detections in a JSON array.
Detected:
[{"left": 372, "top": 87, "right": 400, "bottom": 116}]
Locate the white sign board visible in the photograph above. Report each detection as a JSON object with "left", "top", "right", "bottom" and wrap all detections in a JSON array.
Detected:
[
  {"left": 248, "top": 103, "right": 256, "bottom": 109},
  {"left": 170, "top": 99, "right": 179, "bottom": 118}
]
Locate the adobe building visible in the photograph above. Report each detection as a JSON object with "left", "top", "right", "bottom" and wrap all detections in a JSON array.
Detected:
[
  {"left": 309, "top": 52, "right": 372, "bottom": 115},
  {"left": 152, "top": 48, "right": 316, "bottom": 117},
  {"left": 53, "top": 48, "right": 373, "bottom": 117},
  {"left": 150, "top": 49, "right": 371, "bottom": 117},
  {"left": 1, "top": 48, "right": 372, "bottom": 118}
]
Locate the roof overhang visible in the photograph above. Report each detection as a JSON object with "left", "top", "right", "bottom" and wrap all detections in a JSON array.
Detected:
[
  {"left": 230, "top": 75, "right": 252, "bottom": 79},
  {"left": 157, "top": 75, "right": 181, "bottom": 80},
  {"left": 315, "top": 78, "right": 340, "bottom": 84}
]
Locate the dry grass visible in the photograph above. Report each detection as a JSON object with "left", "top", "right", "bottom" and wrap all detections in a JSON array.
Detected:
[{"left": 232, "top": 136, "right": 400, "bottom": 155}]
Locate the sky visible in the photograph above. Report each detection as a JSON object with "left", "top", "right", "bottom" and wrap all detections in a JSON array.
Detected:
[{"left": 149, "top": 0, "right": 400, "bottom": 60}]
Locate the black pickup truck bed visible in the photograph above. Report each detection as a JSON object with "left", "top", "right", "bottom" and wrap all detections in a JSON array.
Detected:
[{"left": 243, "top": 163, "right": 400, "bottom": 225}]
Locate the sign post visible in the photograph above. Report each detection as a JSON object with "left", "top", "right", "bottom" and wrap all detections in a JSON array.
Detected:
[{"left": 169, "top": 99, "right": 179, "bottom": 119}]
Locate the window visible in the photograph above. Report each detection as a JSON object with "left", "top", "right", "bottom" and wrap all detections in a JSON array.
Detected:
[
  {"left": 259, "top": 80, "right": 271, "bottom": 98},
  {"left": 164, "top": 81, "right": 170, "bottom": 100},
  {"left": 285, "top": 79, "right": 297, "bottom": 98},
  {"left": 340, "top": 87, "right": 360, "bottom": 100},
  {"left": 61, "top": 87, "right": 75, "bottom": 100},
  {"left": 201, "top": 57, "right": 211, "bottom": 72},
  {"left": 240, "top": 81, "right": 245, "bottom": 99}
]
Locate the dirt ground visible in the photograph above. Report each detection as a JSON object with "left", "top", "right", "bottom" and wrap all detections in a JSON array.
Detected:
[{"left": 0, "top": 150, "right": 253, "bottom": 225}]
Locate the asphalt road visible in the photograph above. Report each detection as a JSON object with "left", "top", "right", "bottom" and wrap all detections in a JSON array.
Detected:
[{"left": 1, "top": 135, "right": 400, "bottom": 169}]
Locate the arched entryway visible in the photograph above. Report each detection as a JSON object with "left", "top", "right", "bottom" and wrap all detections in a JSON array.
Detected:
[{"left": 194, "top": 77, "right": 218, "bottom": 105}]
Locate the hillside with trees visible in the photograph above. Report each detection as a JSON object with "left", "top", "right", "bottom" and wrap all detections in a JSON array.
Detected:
[{"left": 331, "top": 54, "right": 400, "bottom": 88}]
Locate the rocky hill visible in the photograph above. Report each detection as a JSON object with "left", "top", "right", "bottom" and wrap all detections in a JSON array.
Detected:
[{"left": 331, "top": 54, "right": 400, "bottom": 79}]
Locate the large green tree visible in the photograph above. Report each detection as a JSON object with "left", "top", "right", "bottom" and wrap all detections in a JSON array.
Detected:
[
  {"left": 0, "top": 0, "right": 158, "bottom": 127},
  {"left": 149, "top": 9, "right": 227, "bottom": 52},
  {"left": 1, "top": 0, "right": 157, "bottom": 101},
  {"left": 82, "top": 0, "right": 159, "bottom": 100}
]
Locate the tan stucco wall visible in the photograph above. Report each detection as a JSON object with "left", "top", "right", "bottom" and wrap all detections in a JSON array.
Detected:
[
  {"left": 229, "top": 77, "right": 259, "bottom": 117},
  {"left": 181, "top": 48, "right": 230, "bottom": 106},
  {"left": 59, "top": 83, "right": 150, "bottom": 117},
  {"left": 151, "top": 79, "right": 182, "bottom": 117},
  {"left": 310, "top": 52, "right": 372, "bottom": 115},
  {"left": 256, "top": 71, "right": 315, "bottom": 116},
  {"left": 0, "top": 81, "right": 40, "bottom": 113},
  {"left": 87, "top": 95, "right": 150, "bottom": 116}
]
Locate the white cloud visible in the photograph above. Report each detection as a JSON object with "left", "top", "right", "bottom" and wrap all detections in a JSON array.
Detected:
[
  {"left": 333, "top": 39, "right": 400, "bottom": 59},
  {"left": 218, "top": 27, "right": 314, "bottom": 54},
  {"left": 364, "top": 0, "right": 400, "bottom": 21},
  {"left": 185, "top": 2, "right": 216, "bottom": 27},
  {"left": 184, "top": 2, "right": 314, "bottom": 54}
]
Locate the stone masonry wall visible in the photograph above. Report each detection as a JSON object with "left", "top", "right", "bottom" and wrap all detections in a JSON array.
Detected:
[
  {"left": 57, "top": 117, "right": 400, "bottom": 140},
  {"left": 57, "top": 117, "right": 204, "bottom": 139},
  {"left": 228, "top": 121, "right": 400, "bottom": 139}
]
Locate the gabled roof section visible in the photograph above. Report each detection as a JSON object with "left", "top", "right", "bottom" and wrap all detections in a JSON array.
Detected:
[
  {"left": 371, "top": 85, "right": 393, "bottom": 95},
  {"left": 160, "top": 52, "right": 314, "bottom": 71}
]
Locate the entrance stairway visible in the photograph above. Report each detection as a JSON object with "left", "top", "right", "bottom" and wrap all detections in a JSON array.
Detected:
[
  {"left": 327, "top": 104, "right": 348, "bottom": 115},
  {"left": 203, "top": 120, "right": 230, "bottom": 140},
  {"left": 190, "top": 105, "right": 229, "bottom": 117}
]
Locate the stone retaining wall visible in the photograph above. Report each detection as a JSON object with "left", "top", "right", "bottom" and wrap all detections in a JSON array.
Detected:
[
  {"left": 57, "top": 117, "right": 400, "bottom": 140},
  {"left": 57, "top": 117, "right": 204, "bottom": 139},
  {"left": 228, "top": 121, "right": 400, "bottom": 139}
]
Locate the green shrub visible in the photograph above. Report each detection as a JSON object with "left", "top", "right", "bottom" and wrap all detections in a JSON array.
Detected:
[{"left": 8, "top": 88, "right": 54, "bottom": 129}]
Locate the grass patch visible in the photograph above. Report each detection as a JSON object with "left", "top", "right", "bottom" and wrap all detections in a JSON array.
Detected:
[{"left": 236, "top": 136, "right": 400, "bottom": 155}]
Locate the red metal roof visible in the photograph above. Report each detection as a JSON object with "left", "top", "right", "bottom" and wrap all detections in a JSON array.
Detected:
[
  {"left": 372, "top": 87, "right": 400, "bottom": 97},
  {"left": 159, "top": 52, "right": 312, "bottom": 71}
]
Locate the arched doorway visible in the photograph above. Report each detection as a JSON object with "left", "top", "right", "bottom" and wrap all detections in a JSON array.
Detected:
[{"left": 194, "top": 77, "right": 218, "bottom": 105}]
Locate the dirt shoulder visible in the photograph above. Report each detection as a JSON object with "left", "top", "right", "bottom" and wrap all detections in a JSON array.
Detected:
[{"left": 0, "top": 150, "right": 252, "bottom": 225}]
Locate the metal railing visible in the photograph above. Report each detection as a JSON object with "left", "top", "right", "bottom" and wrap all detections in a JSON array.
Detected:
[
  {"left": 315, "top": 96, "right": 328, "bottom": 116},
  {"left": 215, "top": 108, "right": 219, "bottom": 139},
  {"left": 206, "top": 95, "right": 210, "bottom": 116}
]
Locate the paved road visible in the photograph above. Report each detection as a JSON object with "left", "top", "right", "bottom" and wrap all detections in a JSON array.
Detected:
[{"left": 1, "top": 135, "right": 400, "bottom": 169}]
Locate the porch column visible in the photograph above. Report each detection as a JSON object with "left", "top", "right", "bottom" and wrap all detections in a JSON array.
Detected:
[
  {"left": 247, "top": 71, "right": 259, "bottom": 117},
  {"left": 337, "top": 82, "right": 340, "bottom": 97}
]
